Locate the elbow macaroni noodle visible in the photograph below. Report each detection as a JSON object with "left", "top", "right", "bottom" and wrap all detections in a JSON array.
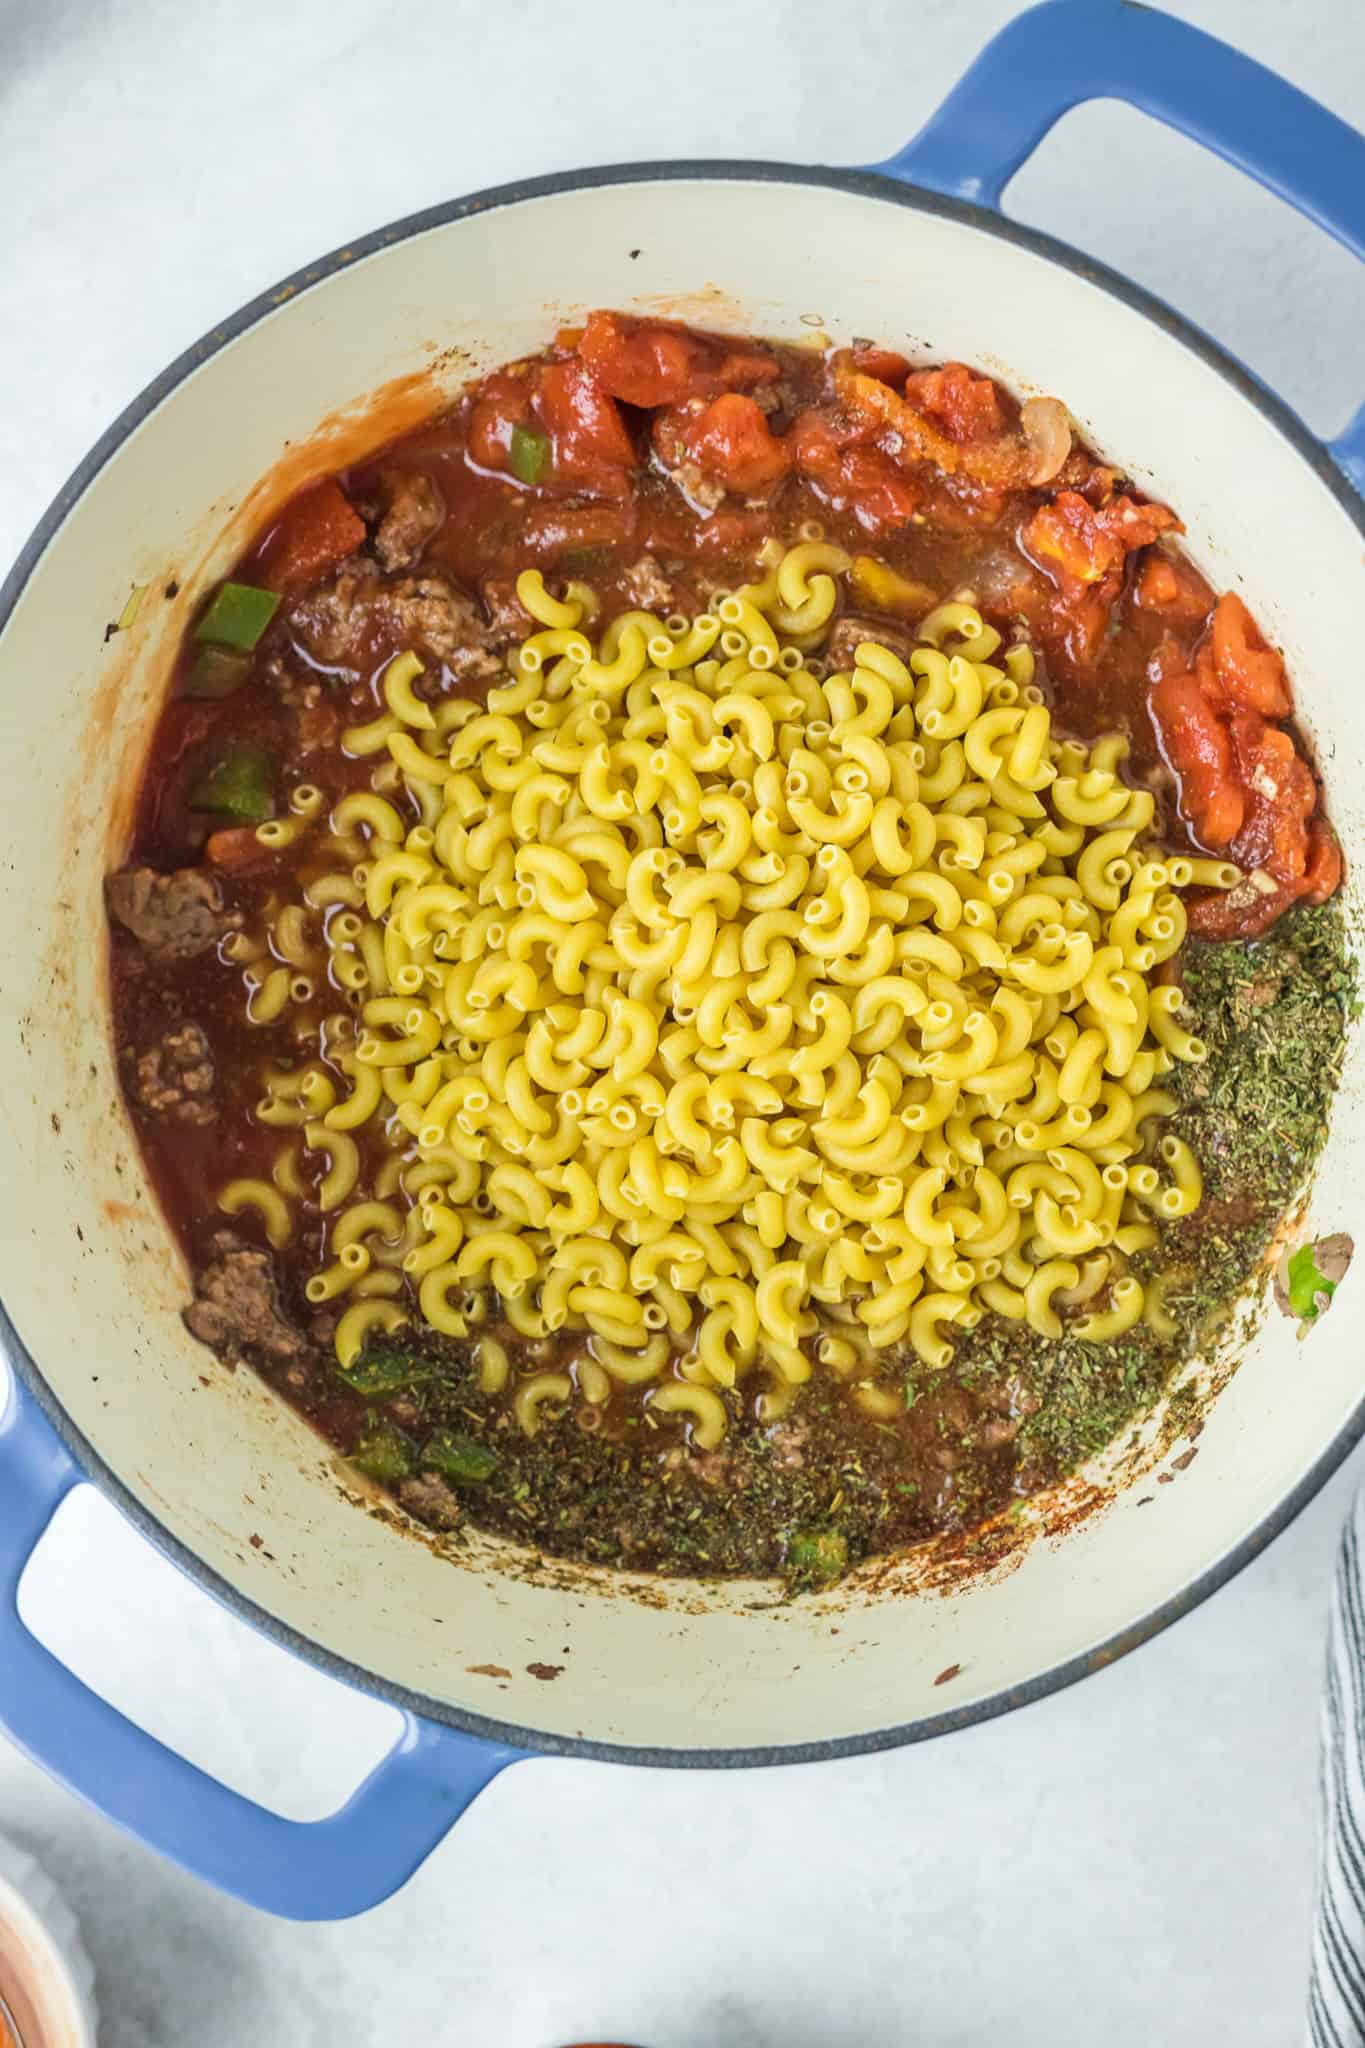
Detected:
[{"left": 226, "top": 547, "right": 1228, "bottom": 1442}]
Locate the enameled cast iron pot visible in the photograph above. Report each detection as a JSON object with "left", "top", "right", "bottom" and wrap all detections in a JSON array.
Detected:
[{"left": 1, "top": 0, "right": 1363, "bottom": 1921}]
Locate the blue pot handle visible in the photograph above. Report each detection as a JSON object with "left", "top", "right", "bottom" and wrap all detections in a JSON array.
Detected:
[
  {"left": 874, "top": 0, "right": 1365, "bottom": 494},
  {"left": 0, "top": 1367, "right": 527, "bottom": 1920}
]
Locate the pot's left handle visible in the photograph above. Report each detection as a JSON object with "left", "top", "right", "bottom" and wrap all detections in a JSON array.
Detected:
[
  {"left": 871, "top": 0, "right": 1365, "bottom": 497},
  {"left": 0, "top": 1368, "right": 527, "bottom": 1920}
]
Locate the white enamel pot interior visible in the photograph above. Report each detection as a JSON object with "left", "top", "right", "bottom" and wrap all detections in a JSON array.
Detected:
[{"left": 1, "top": 167, "right": 1363, "bottom": 1762}]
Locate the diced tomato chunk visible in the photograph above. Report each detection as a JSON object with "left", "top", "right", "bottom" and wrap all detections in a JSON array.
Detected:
[
  {"left": 713, "top": 348, "right": 782, "bottom": 392},
  {"left": 1025, "top": 493, "right": 1115, "bottom": 585},
  {"left": 1189, "top": 796, "right": 1339, "bottom": 938},
  {"left": 904, "top": 362, "right": 1005, "bottom": 443},
  {"left": 1133, "top": 549, "right": 1216, "bottom": 635},
  {"left": 264, "top": 480, "right": 366, "bottom": 590},
  {"left": 1303, "top": 817, "right": 1344, "bottom": 903},
  {"left": 579, "top": 311, "right": 705, "bottom": 409},
  {"left": 1098, "top": 496, "right": 1181, "bottom": 553},
  {"left": 1186, "top": 874, "right": 1300, "bottom": 940},
  {"left": 1135, "top": 557, "right": 1174, "bottom": 608},
  {"left": 1208, "top": 591, "right": 1291, "bottom": 718},
  {"left": 788, "top": 408, "right": 917, "bottom": 534},
  {"left": 577, "top": 311, "right": 781, "bottom": 410},
  {"left": 850, "top": 346, "right": 912, "bottom": 387},
  {"left": 681, "top": 394, "right": 790, "bottom": 495},
  {"left": 1025, "top": 491, "right": 1180, "bottom": 587},
  {"left": 204, "top": 825, "right": 274, "bottom": 872},
  {"left": 534, "top": 361, "right": 635, "bottom": 498},
  {"left": 1150, "top": 670, "right": 1245, "bottom": 847},
  {"left": 471, "top": 358, "right": 637, "bottom": 496},
  {"left": 787, "top": 410, "right": 845, "bottom": 485},
  {"left": 1227, "top": 710, "right": 1316, "bottom": 885},
  {"left": 1154, "top": 603, "right": 1336, "bottom": 930},
  {"left": 468, "top": 371, "right": 533, "bottom": 471}
]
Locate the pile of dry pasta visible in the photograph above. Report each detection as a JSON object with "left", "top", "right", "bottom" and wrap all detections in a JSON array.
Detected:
[{"left": 225, "top": 541, "right": 1234, "bottom": 1447}]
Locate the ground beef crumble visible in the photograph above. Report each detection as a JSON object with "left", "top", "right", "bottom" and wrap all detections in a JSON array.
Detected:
[
  {"left": 373, "top": 470, "right": 444, "bottom": 572},
  {"left": 183, "top": 1234, "right": 312, "bottom": 1373},
  {"left": 621, "top": 554, "right": 679, "bottom": 611},
  {"left": 290, "top": 560, "right": 505, "bottom": 679},
  {"left": 132, "top": 1023, "right": 215, "bottom": 1124},
  {"left": 398, "top": 1475, "right": 462, "bottom": 1531},
  {"left": 480, "top": 575, "right": 535, "bottom": 642},
  {"left": 824, "top": 612, "right": 921, "bottom": 670},
  {"left": 106, "top": 868, "right": 237, "bottom": 960}
]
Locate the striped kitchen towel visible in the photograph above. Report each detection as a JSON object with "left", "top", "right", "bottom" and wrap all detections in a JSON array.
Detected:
[{"left": 1311, "top": 1491, "right": 1365, "bottom": 2043}]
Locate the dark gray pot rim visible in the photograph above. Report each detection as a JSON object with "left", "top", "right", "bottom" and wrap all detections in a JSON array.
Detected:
[{"left": 3, "top": 157, "right": 1362, "bottom": 1771}]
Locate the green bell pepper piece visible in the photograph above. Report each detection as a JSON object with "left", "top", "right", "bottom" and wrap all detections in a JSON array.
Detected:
[
  {"left": 1287, "top": 1243, "right": 1339, "bottom": 1321},
  {"left": 420, "top": 1431, "right": 499, "bottom": 1484},
  {"left": 785, "top": 1526, "right": 848, "bottom": 1590},
  {"left": 336, "top": 1342, "right": 443, "bottom": 1397},
  {"left": 187, "top": 745, "right": 275, "bottom": 824},
  {"left": 194, "top": 581, "right": 280, "bottom": 651},
  {"left": 508, "top": 421, "right": 550, "bottom": 486},
  {"left": 350, "top": 1423, "right": 415, "bottom": 1485}
]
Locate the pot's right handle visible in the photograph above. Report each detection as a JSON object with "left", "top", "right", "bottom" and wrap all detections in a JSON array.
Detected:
[
  {"left": 0, "top": 1366, "right": 528, "bottom": 1920},
  {"left": 874, "top": 0, "right": 1365, "bottom": 494}
]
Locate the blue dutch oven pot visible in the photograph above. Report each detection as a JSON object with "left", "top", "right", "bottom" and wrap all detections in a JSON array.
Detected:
[{"left": 0, "top": 0, "right": 1363, "bottom": 1919}]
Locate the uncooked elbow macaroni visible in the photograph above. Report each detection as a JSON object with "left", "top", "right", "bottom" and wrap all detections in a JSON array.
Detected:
[{"left": 221, "top": 547, "right": 1225, "bottom": 1441}]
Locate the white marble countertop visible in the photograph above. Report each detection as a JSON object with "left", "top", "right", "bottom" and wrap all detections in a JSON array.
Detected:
[{"left": 2, "top": 1, "right": 1363, "bottom": 2040}]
